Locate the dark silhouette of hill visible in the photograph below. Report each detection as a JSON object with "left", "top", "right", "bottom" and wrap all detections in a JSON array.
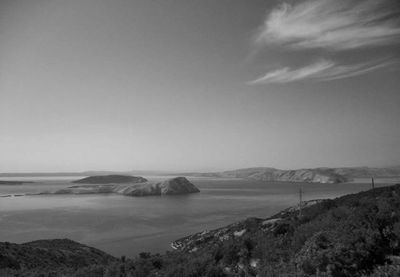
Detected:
[
  {"left": 0, "top": 180, "right": 34, "bottom": 185},
  {"left": 72, "top": 175, "right": 148, "bottom": 184},
  {"left": 0, "top": 239, "right": 116, "bottom": 276}
]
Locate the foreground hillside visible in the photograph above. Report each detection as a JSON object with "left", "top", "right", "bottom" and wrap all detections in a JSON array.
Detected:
[
  {"left": 1, "top": 184, "right": 400, "bottom": 276},
  {"left": 185, "top": 166, "right": 400, "bottom": 183}
]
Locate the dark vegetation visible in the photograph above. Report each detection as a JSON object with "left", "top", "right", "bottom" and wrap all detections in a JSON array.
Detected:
[
  {"left": 2, "top": 184, "right": 400, "bottom": 276},
  {"left": 72, "top": 175, "right": 148, "bottom": 184},
  {"left": 0, "top": 239, "right": 116, "bottom": 276}
]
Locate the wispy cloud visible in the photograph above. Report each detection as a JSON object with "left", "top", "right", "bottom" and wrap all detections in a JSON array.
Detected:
[
  {"left": 249, "top": 0, "right": 400, "bottom": 85},
  {"left": 249, "top": 60, "right": 395, "bottom": 84},
  {"left": 256, "top": 0, "right": 400, "bottom": 50}
]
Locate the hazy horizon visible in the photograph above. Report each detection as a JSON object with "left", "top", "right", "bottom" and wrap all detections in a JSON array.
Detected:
[
  {"left": 1, "top": 0, "right": 400, "bottom": 172},
  {"left": 2, "top": 164, "right": 400, "bottom": 175}
]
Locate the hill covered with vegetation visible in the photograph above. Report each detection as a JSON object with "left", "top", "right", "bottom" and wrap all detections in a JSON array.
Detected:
[{"left": 1, "top": 184, "right": 400, "bottom": 276}]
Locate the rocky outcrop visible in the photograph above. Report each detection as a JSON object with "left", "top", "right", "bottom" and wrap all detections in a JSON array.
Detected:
[
  {"left": 160, "top": 177, "right": 200, "bottom": 195},
  {"left": 53, "top": 177, "right": 200, "bottom": 197},
  {"left": 72, "top": 175, "right": 148, "bottom": 184}
]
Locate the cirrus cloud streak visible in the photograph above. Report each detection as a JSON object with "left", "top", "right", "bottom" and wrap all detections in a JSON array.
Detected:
[
  {"left": 256, "top": 0, "right": 400, "bottom": 50},
  {"left": 249, "top": 60, "right": 395, "bottom": 85}
]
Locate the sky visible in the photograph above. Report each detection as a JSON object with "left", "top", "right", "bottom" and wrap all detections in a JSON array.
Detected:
[{"left": 0, "top": 0, "right": 399, "bottom": 172}]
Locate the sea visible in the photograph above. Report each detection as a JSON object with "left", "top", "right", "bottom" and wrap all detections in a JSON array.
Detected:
[{"left": 0, "top": 176, "right": 399, "bottom": 257}]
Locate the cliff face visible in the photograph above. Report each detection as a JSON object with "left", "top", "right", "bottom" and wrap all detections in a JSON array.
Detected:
[{"left": 54, "top": 177, "right": 200, "bottom": 196}]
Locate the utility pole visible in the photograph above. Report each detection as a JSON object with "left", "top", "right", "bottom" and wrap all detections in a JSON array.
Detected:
[
  {"left": 299, "top": 187, "right": 303, "bottom": 218},
  {"left": 372, "top": 177, "right": 375, "bottom": 198}
]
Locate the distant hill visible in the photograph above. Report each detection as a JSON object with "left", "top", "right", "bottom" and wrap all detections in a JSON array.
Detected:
[
  {"left": 332, "top": 166, "right": 400, "bottom": 178},
  {"left": 72, "top": 175, "right": 148, "bottom": 184},
  {"left": 183, "top": 166, "right": 400, "bottom": 183}
]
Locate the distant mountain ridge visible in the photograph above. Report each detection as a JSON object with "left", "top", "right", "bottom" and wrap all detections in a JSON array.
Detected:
[
  {"left": 1, "top": 166, "right": 400, "bottom": 184},
  {"left": 183, "top": 166, "right": 400, "bottom": 183}
]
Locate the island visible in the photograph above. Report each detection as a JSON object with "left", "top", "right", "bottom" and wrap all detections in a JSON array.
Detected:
[{"left": 52, "top": 176, "right": 200, "bottom": 196}]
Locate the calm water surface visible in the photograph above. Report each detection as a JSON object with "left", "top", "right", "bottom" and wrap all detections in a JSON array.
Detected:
[{"left": 0, "top": 176, "right": 398, "bottom": 257}]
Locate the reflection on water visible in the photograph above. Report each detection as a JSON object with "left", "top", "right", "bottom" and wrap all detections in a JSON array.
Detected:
[{"left": 0, "top": 176, "right": 398, "bottom": 257}]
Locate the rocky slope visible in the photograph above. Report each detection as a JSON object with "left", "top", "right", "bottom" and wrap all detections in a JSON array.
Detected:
[
  {"left": 171, "top": 199, "right": 324, "bottom": 252},
  {"left": 53, "top": 177, "right": 200, "bottom": 196},
  {"left": 168, "top": 184, "right": 400, "bottom": 276}
]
